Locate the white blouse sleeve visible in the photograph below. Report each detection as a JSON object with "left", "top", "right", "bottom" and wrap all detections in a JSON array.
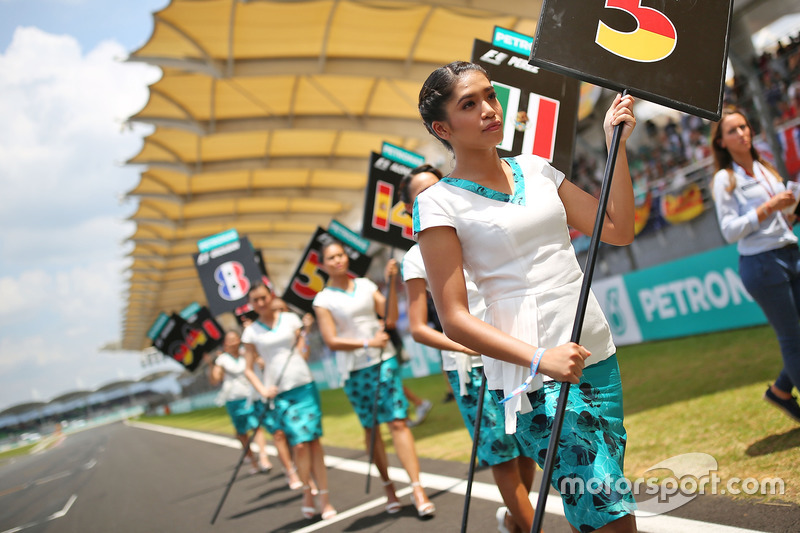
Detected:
[
  {"left": 312, "top": 289, "right": 330, "bottom": 310},
  {"left": 282, "top": 311, "right": 303, "bottom": 332},
  {"left": 516, "top": 154, "right": 565, "bottom": 188},
  {"left": 401, "top": 245, "right": 427, "bottom": 282},
  {"left": 240, "top": 325, "right": 255, "bottom": 345},
  {"left": 711, "top": 169, "right": 760, "bottom": 244},
  {"left": 412, "top": 184, "right": 455, "bottom": 238}
]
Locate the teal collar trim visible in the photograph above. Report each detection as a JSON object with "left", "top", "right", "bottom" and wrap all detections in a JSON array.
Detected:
[
  {"left": 325, "top": 281, "right": 357, "bottom": 296},
  {"left": 412, "top": 198, "right": 421, "bottom": 234},
  {"left": 256, "top": 314, "right": 282, "bottom": 332},
  {"left": 440, "top": 157, "right": 525, "bottom": 206}
]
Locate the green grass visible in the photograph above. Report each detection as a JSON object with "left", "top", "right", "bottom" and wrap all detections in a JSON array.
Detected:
[
  {"left": 0, "top": 443, "right": 37, "bottom": 461},
  {"left": 140, "top": 325, "right": 800, "bottom": 505}
]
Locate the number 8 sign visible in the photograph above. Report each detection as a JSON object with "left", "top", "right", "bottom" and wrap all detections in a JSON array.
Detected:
[{"left": 530, "top": 0, "right": 733, "bottom": 120}]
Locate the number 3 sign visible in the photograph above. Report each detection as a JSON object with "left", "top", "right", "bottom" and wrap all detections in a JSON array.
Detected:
[{"left": 530, "top": 0, "right": 733, "bottom": 120}]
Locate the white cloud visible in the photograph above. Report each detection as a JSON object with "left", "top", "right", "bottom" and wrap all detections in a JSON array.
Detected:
[
  {"left": 0, "top": 27, "right": 157, "bottom": 255},
  {"left": 0, "top": 27, "right": 162, "bottom": 411}
]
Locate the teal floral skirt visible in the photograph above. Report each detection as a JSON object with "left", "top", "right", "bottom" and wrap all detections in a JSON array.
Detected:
[
  {"left": 344, "top": 357, "right": 409, "bottom": 428},
  {"left": 491, "top": 355, "right": 636, "bottom": 531}
]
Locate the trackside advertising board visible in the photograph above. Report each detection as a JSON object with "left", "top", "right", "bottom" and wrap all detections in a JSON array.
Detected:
[
  {"left": 473, "top": 33, "right": 580, "bottom": 178},
  {"left": 529, "top": 0, "right": 732, "bottom": 120},
  {"left": 590, "top": 236, "right": 787, "bottom": 346},
  {"left": 282, "top": 226, "right": 373, "bottom": 313}
]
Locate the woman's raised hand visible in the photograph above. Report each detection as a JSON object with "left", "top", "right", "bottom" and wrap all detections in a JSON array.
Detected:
[
  {"left": 384, "top": 258, "right": 399, "bottom": 281},
  {"left": 537, "top": 342, "right": 591, "bottom": 384},
  {"left": 604, "top": 93, "right": 636, "bottom": 146}
]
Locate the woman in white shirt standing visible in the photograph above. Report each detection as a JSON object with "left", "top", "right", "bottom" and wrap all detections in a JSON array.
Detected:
[
  {"left": 401, "top": 165, "right": 538, "bottom": 533},
  {"left": 243, "top": 282, "right": 337, "bottom": 521},
  {"left": 313, "top": 242, "right": 435, "bottom": 518},
  {"left": 710, "top": 107, "right": 800, "bottom": 423},
  {"left": 209, "top": 330, "right": 272, "bottom": 475},
  {"left": 414, "top": 61, "right": 637, "bottom": 532}
]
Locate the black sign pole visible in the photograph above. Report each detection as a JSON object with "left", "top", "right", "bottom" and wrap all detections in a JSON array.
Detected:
[
  {"left": 211, "top": 332, "right": 303, "bottom": 525},
  {"left": 365, "top": 247, "right": 395, "bottom": 494},
  {"left": 530, "top": 90, "right": 628, "bottom": 533},
  {"left": 210, "top": 396, "right": 271, "bottom": 526},
  {"left": 459, "top": 372, "right": 487, "bottom": 533}
]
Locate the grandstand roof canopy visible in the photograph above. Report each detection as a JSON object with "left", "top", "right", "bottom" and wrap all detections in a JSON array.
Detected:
[
  {"left": 121, "top": 0, "right": 796, "bottom": 351},
  {"left": 122, "top": 0, "right": 547, "bottom": 350},
  {"left": 0, "top": 401, "right": 48, "bottom": 419}
]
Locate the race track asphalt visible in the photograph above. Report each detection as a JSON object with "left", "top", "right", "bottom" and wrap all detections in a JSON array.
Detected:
[{"left": 0, "top": 421, "right": 797, "bottom": 533}]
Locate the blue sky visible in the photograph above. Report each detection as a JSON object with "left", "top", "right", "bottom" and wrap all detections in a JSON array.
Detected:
[
  {"left": 0, "top": 0, "right": 180, "bottom": 414},
  {"left": 0, "top": 0, "right": 166, "bottom": 52}
]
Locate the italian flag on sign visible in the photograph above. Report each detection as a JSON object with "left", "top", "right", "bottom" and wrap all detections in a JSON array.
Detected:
[{"left": 493, "top": 81, "right": 559, "bottom": 162}]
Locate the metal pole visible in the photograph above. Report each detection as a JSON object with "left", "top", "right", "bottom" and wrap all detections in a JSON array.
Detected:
[
  {"left": 210, "top": 399, "right": 271, "bottom": 525},
  {"left": 460, "top": 372, "right": 488, "bottom": 533},
  {"left": 530, "top": 93, "right": 628, "bottom": 533},
  {"left": 211, "top": 329, "right": 302, "bottom": 525},
  {"left": 365, "top": 248, "right": 396, "bottom": 493}
]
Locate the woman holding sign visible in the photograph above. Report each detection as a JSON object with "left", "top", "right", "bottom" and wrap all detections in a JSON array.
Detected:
[
  {"left": 313, "top": 241, "right": 435, "bottom": 518},
  {"left": 400, "top": 165, "right": 537, "bottom": 533},
  {"left": 413, "top": 61, "right": 637, "bottom": 532},
  {"left": 243, "top": 282, "right": 337, "bottom": 521},
  {"left": 710, "top": 107, "right": 800, "bottom": 424}
]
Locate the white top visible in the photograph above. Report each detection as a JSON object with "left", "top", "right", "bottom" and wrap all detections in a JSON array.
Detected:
[
  {"left": 402, "top": 244, "right": 483, "bottom": 396},
  {"left": 711, "top": 162, "right": 797, "bottom": 255},
  {"left": 214, "top": 352, "right": 255, "bottom": 404},
  {"left": 241, "top": 312, "right": 312, "bottom": 393},
  {"left": 312, "top": 277, "right": 396, "bottom": 384},
  {"left": 414, "top": 154, "right": 615, "bottom": 432}
]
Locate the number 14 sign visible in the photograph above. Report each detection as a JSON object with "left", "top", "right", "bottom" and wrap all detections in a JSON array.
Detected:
[{"left": 530, "top": 0, "right": 733, "bottom": 120}]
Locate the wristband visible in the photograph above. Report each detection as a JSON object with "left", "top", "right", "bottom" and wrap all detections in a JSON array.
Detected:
[
  {"left": 530, "top": 347, "right": 544, "bottom": 376},
  {"left": 363, "top": 339, "right": 369, "bottom": 350},
  {"left": 499, "top": 347, "right": 546, "bottom": 404}
]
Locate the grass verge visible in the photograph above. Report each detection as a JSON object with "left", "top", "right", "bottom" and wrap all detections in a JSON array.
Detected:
[
  {"left": 0, "top": 443, "right": 36, "bottom": 462},
  {"left": 139, "top": 325, "right": 800, "bottom": 505}
]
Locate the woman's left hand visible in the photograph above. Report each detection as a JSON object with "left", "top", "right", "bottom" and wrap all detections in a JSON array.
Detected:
[
  {"left": 263, "top": 385, "right": 279, "bottom": 399},
  {"left": 604, "top": 93, "right": 636, "bottom": 146},
  {"left": 384, "top": 258, "right": 399, "bottom": 281}
]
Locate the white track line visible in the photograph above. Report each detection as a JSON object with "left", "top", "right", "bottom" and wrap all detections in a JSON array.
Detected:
[
  {"left": 0, "top": 494, "right": 77, "bottom": 533},
  {"left": 127, "top": 421, "right": 768, "bottom": 533}
]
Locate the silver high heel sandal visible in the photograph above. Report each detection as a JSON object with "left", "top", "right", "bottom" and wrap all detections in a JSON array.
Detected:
[
  {"left": 383, "top": 480, "right": 401, "bottom": 514},
  {"left": 300, "top": 485, "right": 316, "bottom": 519},
  {"left": 410, "top": 481, "right": 435, "bottom": 518},
  {"left": 317, "top": 489, "right": 337, "bottom": 520}
]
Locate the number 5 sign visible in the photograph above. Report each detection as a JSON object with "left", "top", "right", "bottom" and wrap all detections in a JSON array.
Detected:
[
  {"left": 530, "top": 0, "right": 733, "bottom": 120},
  {"left": 282, "top": 227, "right": 372, "bottom": 313}
]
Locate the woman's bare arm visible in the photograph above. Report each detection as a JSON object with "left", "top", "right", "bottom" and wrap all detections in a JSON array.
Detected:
[
  {"left": 405, "top": 277, "right": 478, "bottom": 354},
  {"left": 313, "top": 305, "right": 388, "bottom": 352},
  {"left": 560, "top": 93, "right": 636, "bottom": 246},
  {"left": 418, "top": 225, "right": 588, "bottom": 383}
]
